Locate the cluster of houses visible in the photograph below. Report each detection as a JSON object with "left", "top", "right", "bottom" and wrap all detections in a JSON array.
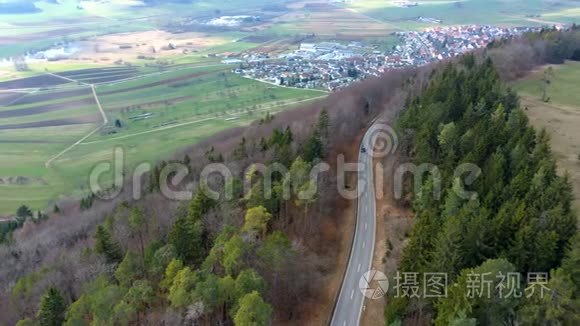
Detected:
[
  {"left": 232, "top": 41, "right": 386, "bottom": 90},
  {"left": 388, "top": 25, "right": 541, "bottom": 67},
  {"left": 234, "top": 25, "right": 542, "bottom": 91},
  {"left": 206, "top": 16, "right": 261, "bottom": 27},
  {"left": 394, "top": 1, "right": 419, "bottom": 7}
]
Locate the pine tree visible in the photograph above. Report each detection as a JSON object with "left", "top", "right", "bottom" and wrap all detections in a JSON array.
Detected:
[
  {"left": 16, "top": 205, "right": 33, "bottom": 220},
  {"left": 169, "top": 216, "right": 203, "bottom": 264},
  {"left": 115, "top": 251, "right": 141, "bottom": 287},
  {"left": 316, "top": 109, "right": 330, "bottom": 154},
  {"left": 302, "top": 132, "right": 324, "bottom": 162},
  {"left": 95, "top": 225, "right": 123, "bottom": 264},
  {"left": 169, "top": 187, "right": 216, "bottom": 264},
  {"left": 317, "top": 109, "right": 330, "bottom": 139},
  {"left": 188, "top": 187, "right": 215, "bottom": 222},
  {"left": 129, "top": 208, "right": 147, "bottom": 267},
  {"left": 37, "top": 288, "right": 66, "bottom": 326},
  {"left": 259, "top": 137, "right": 269, "bottom": 152},
  {"left": 233, "top": 137, "right": 248, "bottom": 160}
]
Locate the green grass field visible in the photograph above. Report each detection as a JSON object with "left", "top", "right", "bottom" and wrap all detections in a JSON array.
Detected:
[
  {"left": 346, "top": 0, "right": 580, "bottom": 29},
  {"left": 0, "top": 64, "right": 325, "bottom": 215},
  {"left": 512, "top": 60, "right": 580, "bottom": 210},
  {"left": 513, "top": 60, "right": 580, "bottom": 109}
]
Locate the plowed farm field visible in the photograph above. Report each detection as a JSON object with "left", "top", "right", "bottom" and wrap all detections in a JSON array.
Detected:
[{"left": 0, "top": 64, "right": 326, "bottom": 215}]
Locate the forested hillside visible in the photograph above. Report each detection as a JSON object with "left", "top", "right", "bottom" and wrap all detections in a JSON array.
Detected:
[
  {"left": 0, "top": 51, "right": 416, "bottom": 324},
  {"left": 1, "top": 27, "right": 579, "bottom": 326},
  {"left": 386, "top": 52, "right": 579, "bottom": 324}
]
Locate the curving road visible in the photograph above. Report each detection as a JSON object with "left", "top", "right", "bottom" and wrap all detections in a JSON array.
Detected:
[{"left": 331, "top": 123, "right": 379, "bottom": 326}]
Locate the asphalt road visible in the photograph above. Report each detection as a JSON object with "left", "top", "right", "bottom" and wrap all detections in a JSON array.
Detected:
[{"left": 331, "top": 123, "right": 379, "bottom": 326}]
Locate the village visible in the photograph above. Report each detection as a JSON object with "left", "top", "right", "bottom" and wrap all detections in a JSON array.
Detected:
[{"left": 233, "top": 25, "right": 543, "bottom": 90}]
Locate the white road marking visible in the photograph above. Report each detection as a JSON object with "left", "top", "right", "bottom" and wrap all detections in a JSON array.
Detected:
[
  {"left": 362, "top": 241, "right": 366, "bottom": 249},
  {"left": 365, "top": 222, "right": 368, "bottom": 230},
  {"left": 357, "top": 264, "right": 361, "bottom": 272},
  {"left": 350, "top": 290, "right": 355, "bottom": 300}
]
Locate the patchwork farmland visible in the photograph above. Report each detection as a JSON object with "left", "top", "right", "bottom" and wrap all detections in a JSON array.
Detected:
[
  {"left": 344, "top": 0, "right": 580, "bottom": 30},
  {"left": 0, "top": 65, "right": 325, "bottom": 215}
]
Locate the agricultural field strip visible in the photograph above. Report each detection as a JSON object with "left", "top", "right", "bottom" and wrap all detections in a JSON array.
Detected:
[
  {"left": 0, "top": 67, "right": 225, "bottom": 132},
  {"left": 69, "top": 70, "right": 138, "bottom": 78},
  {"left": 2, "top": 87, "right": 92, "bottom": 107},
  {"left": 0, "top": 92, "right": 100, "bottom": 129},
  {"left": 0, "top": 90, "right": 37, "bottom": 107},
  {"left": 59, "top": 68, "right": 137, "bottom": 78},
  {"left": 0, "top": 93, "right": 93, "bottom": 112},
  {"left": 341, "top": 5, "right": 407, "bottom": 31},
  {"left": 92, "top": 63, "right": 229, "bottom": 88},
  {"left": 100, "top": 95, "right": 192, "bottom": 112},
  {"left": 80, "top": 95, "right": 327, "bottom": 145},
  {"left": 43, "top": 73, "right": 108, "bottom": 167},
  {"left": 95, "top": 72, "right": 213, "bottom": 96},
  {"left": 43, "top": 98, "right": 104, "bottom": 166},
  {"left": 3, "top": 62, "right": 315, "bottom": 165},
  {"left": 47, "top": 72, "right": 89, "bottom": 86},
  {"left": 241, "top": 76, "right": 330, "bottom": 93},
  {"left": 58, "top": 68, "right": 134, "bottom": 75},
  {"left": 67, "top": 72, "right": 138, "bottom": 81},
  {"left": 0, "top": 83, "right": 90, "bottom": 93},
  {"left": 0, "top": 79, "right": 70, "bottom": 91},
  {"left": 0, "top": 126, "right": 94, "bottom": 143},
  {"left": 98, "top": 79, "right": 288, "bottom": 108},
  {"left": 76, "top": 74, "right": 140, "bottom": 85},
  {"left": 0, "top": 103, "right": 98, "bottom": 125},
  {"left": 46, "top": 72, "right": 107, "bottom": 122},
  {"left": 0, "top": 63, "right": 227, "bottom": 93}
]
